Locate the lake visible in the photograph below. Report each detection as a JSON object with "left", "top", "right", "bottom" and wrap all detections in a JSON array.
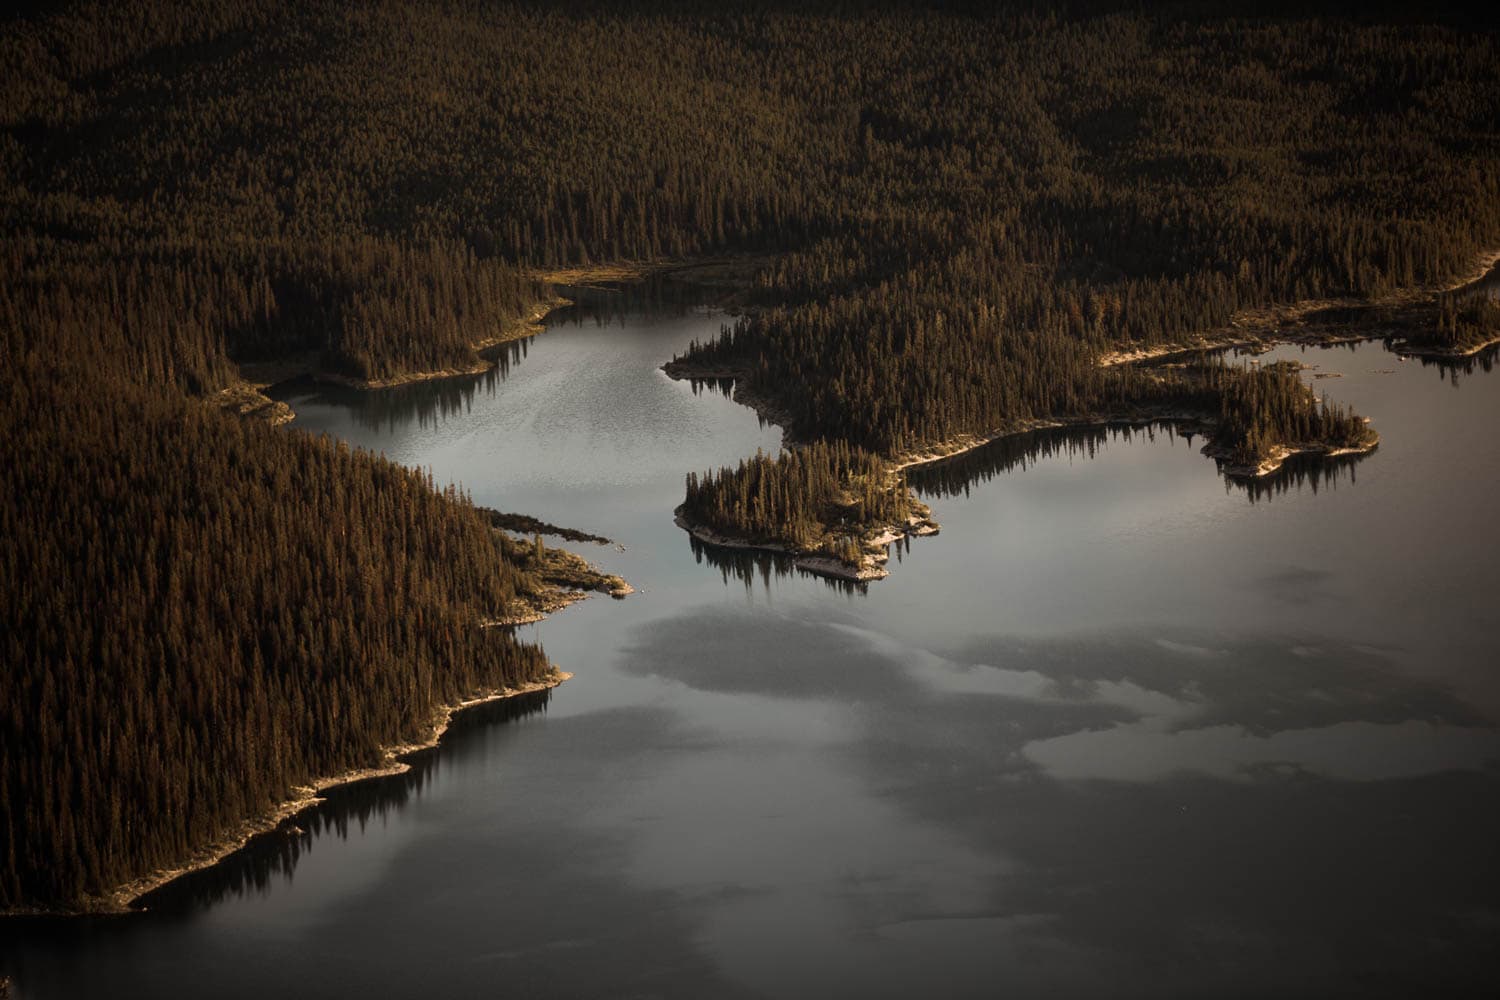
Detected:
[{"left": 4, "top": 290, "right": 1498, "bottom": 998}]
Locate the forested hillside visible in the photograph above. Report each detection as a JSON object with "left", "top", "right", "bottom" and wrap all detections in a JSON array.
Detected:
[
  {"left": 2, "top": 0, "right": 1497, "bottom": 908},
  {"left": 0, "top": 262, "right": 570, "bottom": 908},
  {"left": 5, "top": 0, "right": 1496, "bottom": 398}
]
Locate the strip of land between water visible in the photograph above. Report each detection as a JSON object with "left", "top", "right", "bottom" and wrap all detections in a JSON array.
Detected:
[{"left": 1098, "top": 248, "right": 1500, "bottom": 367}]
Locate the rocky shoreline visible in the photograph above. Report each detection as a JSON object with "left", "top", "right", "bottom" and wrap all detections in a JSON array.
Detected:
[
  {"left": 1203, "top": 439, "right": 1379, "bottom": 479},
  {"left": 674, "top": 509, "right": 939, "bottom": 583}
]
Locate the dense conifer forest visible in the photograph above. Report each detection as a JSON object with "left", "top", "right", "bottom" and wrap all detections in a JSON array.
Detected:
[
  {"left": 2, "top": 0, "right": 1497, "bottom": 909},
  {"left": 0, "top": 289, "right": 567, "bottom": 907},
  {"left": 1420, "top": 295, "right": 1500, "bottom": 355},
  {"left": 680, "top": 359, "right": 1376, "bottom": 560},
  {"left": 682, "top": 442, "right": 919, "bottom": 558}
]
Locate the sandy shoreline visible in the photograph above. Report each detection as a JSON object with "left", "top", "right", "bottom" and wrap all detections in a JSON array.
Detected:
[
  {"left": 889, "top": 415, "right": 1126, "bottom": 473},
  {"left": 318, "top": 297, "right": 571, "bottom": 389},
  {"left": 664, "top": 354, "right": 1384, "bottom": 486},
  {"left": 669, "top": 385, "right": 1378, "bottom": 580},
  {"left": 661, "top": 358, "right": 1152, "bottom": 479},
  {"left": 1444, "top": 247, "right": 1500, "bottom": 296},
  {"left": 5, "top": 572, "right": 598, "bottom": 918},
  {"left": 482, "top": 587, "right": 592, "bottom": 627}
]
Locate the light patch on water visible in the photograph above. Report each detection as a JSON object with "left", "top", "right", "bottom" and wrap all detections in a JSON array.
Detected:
[
  {"left": 1024, "top": 718, "right": 1500, "bottom": 783},
  {"left": 1154, "top": 637, "right": 1228, "bottom": 658}
]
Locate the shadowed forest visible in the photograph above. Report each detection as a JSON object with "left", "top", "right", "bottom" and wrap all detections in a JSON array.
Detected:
[{"left": 3, "top": 0, "right": 1498, "bottom": 909}]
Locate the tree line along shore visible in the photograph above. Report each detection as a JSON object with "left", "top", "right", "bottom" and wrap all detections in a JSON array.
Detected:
[{"left": 3, "top": 0, "right": 1500, "bottom": 910}]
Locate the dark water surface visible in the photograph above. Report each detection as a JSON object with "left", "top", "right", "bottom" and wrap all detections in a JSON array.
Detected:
[{"left": 5, "top": 297, "right": 1499, "bottom": 998}]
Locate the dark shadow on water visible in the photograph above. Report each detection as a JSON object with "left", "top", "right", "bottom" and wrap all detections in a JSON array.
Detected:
[
  {"left": 908, "top": 424, "right": 1137, "bottom": 500},
  {"left": 270, "top": 337, "right": 535, "bottom": 433},
  {"left": 1410, "top": 342, "right": 1499, "bottom": 384},
  {"left": 945, "top": 628, "right": 1490, "bottom": 738},
  {"left": 548, "top": 275, "right": 711, "bottom": 327},
  {"left": 686, "top": 533, "right": 872, "bottom": 597},
  {"left": 686, "top": 375, "right": 739, "bottom": 399},
  {"left": 907, "top": 421, "right": 1368, "bottom": 503},
  {"left": 150, "top": 688, "right": 551, "bottom": 915},
  {"left": 0, "top": 691, "right": 755, "bottom": 1000},
  {"left": 611, "top": 604, "right": 1500, "bottom": 994},
  {"left": 267, "top": 278, "right": 729, "bottom": 434},
  {"left": 1225, "top": 448, "right": 1366, "bottom": 503}
]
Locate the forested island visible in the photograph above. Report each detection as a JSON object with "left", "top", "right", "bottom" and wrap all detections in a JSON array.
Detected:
[{"left": 2, "top": 0, "right": 1498, "bottom": 911}]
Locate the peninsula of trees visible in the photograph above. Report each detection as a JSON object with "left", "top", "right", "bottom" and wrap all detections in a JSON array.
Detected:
[
  {"left": 2, "top": 0, "right": 1497, "bottom": 909},
  {"left": 676, "top": 359, "right": 1378, "bottom": 577}
]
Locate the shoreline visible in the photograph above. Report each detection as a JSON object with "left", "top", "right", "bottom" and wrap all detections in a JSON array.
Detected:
[
  {"left": 233, "top": 251, "right": 786, "bottom": 403},
  {"left": 77, "top": 293, "right": 624, "bottom": 918},
  {"left": 892, "top": 407, "right": 1378, "bottom": 482},
  {"left": 3, "top": 668, "right": 573, "bottom": 919},
  {"left": 1391, "top": 331, "right": 1500, "bottom": 361},
  {"left": 233, "top": 296, "right": 571, "bottom": 402},
  {"left": 18, "top": 250, "right": 1428, "bottom": 912},
  {"left": 663, "top": 361, "right": 1376, "bottom": 482},
  {"left": 660, "top": 249, "right": 1435, "bottom": 583},
  {"left": 1099, "top": 248, "right": 1500, "bottom": 368},
  {"left": 314, "top": 296, "right": 570, "bottom": 390},
  {"left": 1203, "top": 440, "right": 1378, "bottom": 479},
  {"left": 482, "top": 588, "right": 591, "bottom": 627},
  {"left": 674, "top": 511, "right": 932, "bottom": 582},
  {"left": 660, "top": 360, "right": 800, "bottom": 451},
  {"left": 7, "top": 565, "right": 612, "bottom": 919},
  {"left": 670, "top": 393, "right": 1377, "bottom": 577}
]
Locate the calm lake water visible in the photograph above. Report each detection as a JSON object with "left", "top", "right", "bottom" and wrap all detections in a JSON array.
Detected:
[{"left": 5, "top": 291, "right": 1499, "bottom": 998}]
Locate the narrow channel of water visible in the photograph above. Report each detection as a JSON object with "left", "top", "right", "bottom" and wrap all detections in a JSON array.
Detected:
[{"left": 4, "top": 295, "right": 1498, "bottom": 998}]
